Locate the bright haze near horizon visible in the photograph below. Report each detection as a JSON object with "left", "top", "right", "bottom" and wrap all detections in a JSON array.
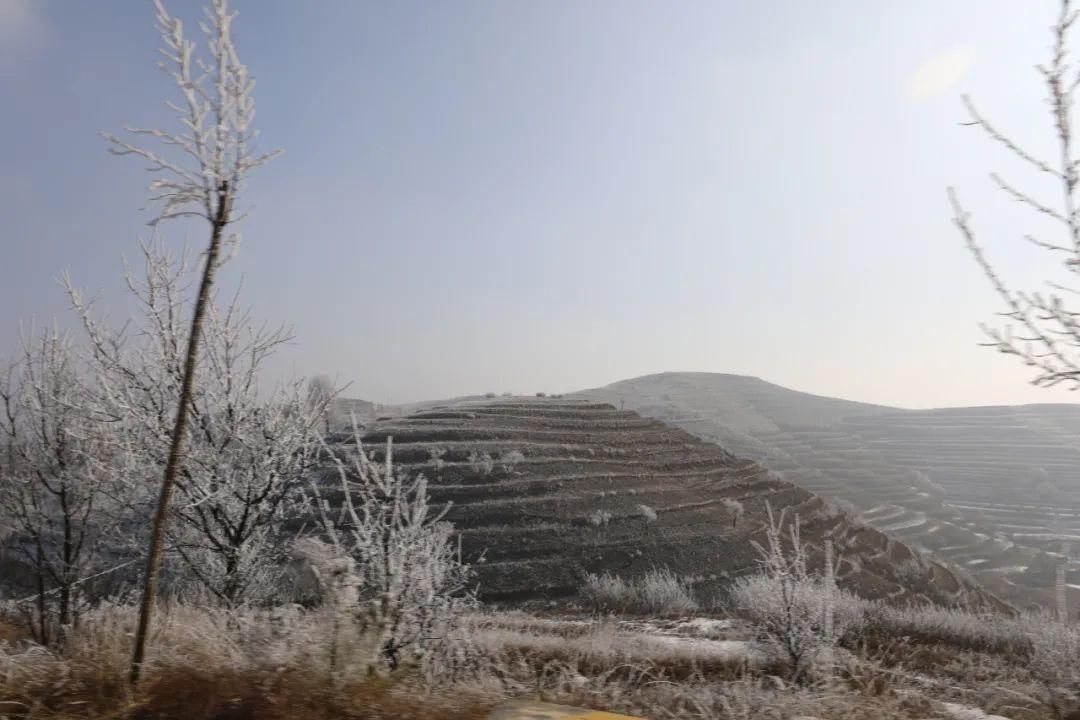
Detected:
[{"left": 1, "top": 0, "right": 1077, "bottom": 408}]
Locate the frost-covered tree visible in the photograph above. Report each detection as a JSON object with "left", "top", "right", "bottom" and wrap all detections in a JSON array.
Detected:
[
  {"left": 91, "top": 0, "right": 280, "bottom": 682},
  {"left": 310, "top": 431, "right": 474, "bottom": 672},
  {"left": 468, "top": 449, "right": 494, "bottom": 475},
  {"left": 951, "top": 0, "right": 1080, "bottom": 389},
  {"left": 0, "top": 329, "right": 125, "bottom": 645},
  {"left": 68, "top": 242, "right": 325, "bottom": 609},
  {"left": 307, "top": 375, "right": 339, "bottom": 434},
  {"left": 498, "top": 449, "right": 525, "bottom": 474},
  {"left": 722, "top": 498, "right": 744, "bottom": 528}
]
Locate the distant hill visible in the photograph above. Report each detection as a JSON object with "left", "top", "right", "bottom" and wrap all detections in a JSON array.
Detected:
[
  {"left": 602, "top": 372, "right": 897, "bottom": 433},
  {"left": 577, "top": 372, "right": 1080, "bottom": 612},
  {"left": 313, "top": 397, "right": 1002, "bottom": 610}
]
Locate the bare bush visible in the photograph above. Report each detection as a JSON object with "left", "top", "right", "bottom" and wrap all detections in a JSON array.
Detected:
[
  {"left": 307, "top": 375, "right": 341, "bottom": 433},
  {"left": 637, "top": 504, "right": 658, "bottom": 523},
  {"left": 722, "top": 498, "right": 744, "bottom": 528},
  {"left": 499, "top": 449, "right": 525, "bottom": 473},
  {"left": 864, "top": 603, "right": 1029, "bottom": 655},
  {"left": 0, "top": 329, "right": 127, "bottom": 645},
  {"left": 468, "top": 450, "right": 494, "bottom": 476},
  {"left": 588, "top": 510, "right": 613, "bottom": 527},
  {"left": 581, "top": 572, "right": 631, "bottom": 614},
  {"left": 729, "top": 504, "right": 865, "bottom": 682},
  {"left": 427, "top": 447, "right": 447, "bottom": 474},
  {"left": 894, "top": 558, "right": 925, "bottom": 585},
  {"left": 582, "top": 569, "right": 698, "bottom": 616},
  {"left": 1021, "top": 612, "right": 1080, "bottom": 715},
  {"left": 310, "top": 431, "right": 475, "bottom": 672},
  {"left": 817, "top": 497, "right": 860, "bottom": 523}
]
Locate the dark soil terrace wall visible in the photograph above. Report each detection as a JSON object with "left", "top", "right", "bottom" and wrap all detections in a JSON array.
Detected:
[{"left": 316, "top": 397, "right": 1007, "bottom": 610}]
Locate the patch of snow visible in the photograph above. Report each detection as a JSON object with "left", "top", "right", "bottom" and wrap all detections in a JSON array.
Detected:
[
  {"left": 1013, "top": 533, "right": 1080, "bottom": 541},
  {"left": 991, "top": 565, "right": 1030, "bottom": 574},
  {"left": 940, "top": 701, "right": 1011, "bottom": 720},
  {"left": 635, "top": 635, "right": 756, "bottom": 659},
  {"left": 881, "top": 512, "right": 927, "bottom": 532}
]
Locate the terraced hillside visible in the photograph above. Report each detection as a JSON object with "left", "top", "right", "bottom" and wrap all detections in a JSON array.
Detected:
[
  {"left": 321, "top": 397, "right": 1001, "bottom": 609},
  {"left": 578, "top": 372, "right": 1080, "bottom": 612}
]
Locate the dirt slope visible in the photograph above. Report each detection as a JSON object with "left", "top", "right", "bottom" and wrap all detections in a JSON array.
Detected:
[
  {"left": 578, "top": 372, "right": 1080, "bottom": 612},
  {"left": 324, "top": 396, "right": 1003, "bottom": 609}
]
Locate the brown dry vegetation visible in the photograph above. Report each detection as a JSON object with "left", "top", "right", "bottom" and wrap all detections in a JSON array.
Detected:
[{"left": 0, "top": 602, "right": 1074, "bottom": 720}]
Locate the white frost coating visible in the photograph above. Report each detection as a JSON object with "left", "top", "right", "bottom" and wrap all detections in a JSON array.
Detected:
[
  {"left": 940, "top": 702, "right": 1012, "bottom": 720},
  {"left": 66, "top": 242, "right": 326, "bottom": 607},
  {"left": 880, "top": 511, "right": 927, "bottom": 532},
  {"left": 101, "top": 0, "right": 281, "bottom": 234}
]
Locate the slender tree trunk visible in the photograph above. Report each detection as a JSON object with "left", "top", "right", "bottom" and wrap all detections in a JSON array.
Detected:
[
  {"left": 129, "top": 184, "right": 231, "bottom": 685},
  {"left": 59, "top": 488, "right": 73, "bottom": 640},
  {"left": 823, "top": 538, "right": 835, "bottom": 640},
  {"left": 223, "top": 549, "right": 241, "bottom": 607},
  {"left": 34, "top": 551, "right": 48, "bottom": 647},
  {"left": 1056, "top": 540, "right": 1070, "bottom": 624}
]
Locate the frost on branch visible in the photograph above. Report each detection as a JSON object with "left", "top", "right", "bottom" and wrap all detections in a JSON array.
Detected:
[
  {"left": 102, "top": 0, "right": 280, "bottom": 232},
  {"left": 729, "top": 503, "right": 864, "bottom": 683},
  {"left": 309, "top": 426, "right": 475, "bottom": 673},
  {"left": 952, "top": 0, "right": 1080, "bottom": 390},
  {"left": 0, "top": 328, "right": 127, "bottom": 644},
  {"left": 64, "top": 241, "right": 326, "bottom": 607}
]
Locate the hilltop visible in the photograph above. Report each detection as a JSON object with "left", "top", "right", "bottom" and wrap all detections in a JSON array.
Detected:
[{"left": 578, "top": 371, "right": 1080, "bottom": 611}]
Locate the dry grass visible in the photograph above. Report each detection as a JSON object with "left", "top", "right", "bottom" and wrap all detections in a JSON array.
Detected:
[
  {"left": 0, "top": 601, "right": 1076, "bottom": 720},
  {"left": 0, "top": 603, "right": 495, "bottom": 720},
  {"left": 581, "top": 569, "right": 699, "bottom": 617},
  {"left": 862, "top": 603, "right": 1031, "bottom": 656}
]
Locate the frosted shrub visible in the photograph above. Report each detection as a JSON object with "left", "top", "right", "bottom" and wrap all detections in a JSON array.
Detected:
[
  {"left": 427, "top": 446, "right": 447, "bottom": 474},
  {"left": 722, "top": 498, "right": 744, "bottom": 527},
  {"left": 729, "top": 504, "right": 864, "bottom": 682},
  {"left": 589, "top": 510, "right": 613, "bottom": 527},
  {"left": 499, "top": 449, "right": 525, "bottom": 473},
  {"left": 468, "top": 450, "right": 494, "bottom": 475},
  {"left": 582, "top": 569, "right": 698, "bottom": 616},
  {"left": 809, "top": 498, "right": 859, "bottom": 524},
  {"left": 582, "top": 573, "right": 632, "bottom": 614},
  {"left": 310, "top": 429, "right": 475, "bottom": 673},
  {"left": 635, "top": 569, "right": 699, "bottom": 615},
  {"left": 1020, "top": 612, "right": 1080, "bottom": 713},
  {"left": 731, "top": 575, "right": 864, "bottom": 671},
  {"left": 637, "top": 504, "right": 658, "bottom": 523},
  {"left": 894, "top": 558, "right": 925, "bottom": 585},
  {"left": 862, "top": 602, "right": 1026, "bottom": 655}
]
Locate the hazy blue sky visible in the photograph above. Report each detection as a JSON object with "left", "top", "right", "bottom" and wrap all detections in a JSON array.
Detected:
[{"left": 1, "top": 0, "right": 1078, "bottom": 408}]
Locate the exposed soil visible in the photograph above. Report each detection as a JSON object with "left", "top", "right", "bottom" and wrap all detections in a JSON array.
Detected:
[{"left": 320, "top": 397, "right": 1006, "bottom": 609}]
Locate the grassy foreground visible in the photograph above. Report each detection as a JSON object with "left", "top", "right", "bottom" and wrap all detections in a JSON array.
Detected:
[{"left": 0, "top": 601, "right": 1072, "bottom": 720}]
